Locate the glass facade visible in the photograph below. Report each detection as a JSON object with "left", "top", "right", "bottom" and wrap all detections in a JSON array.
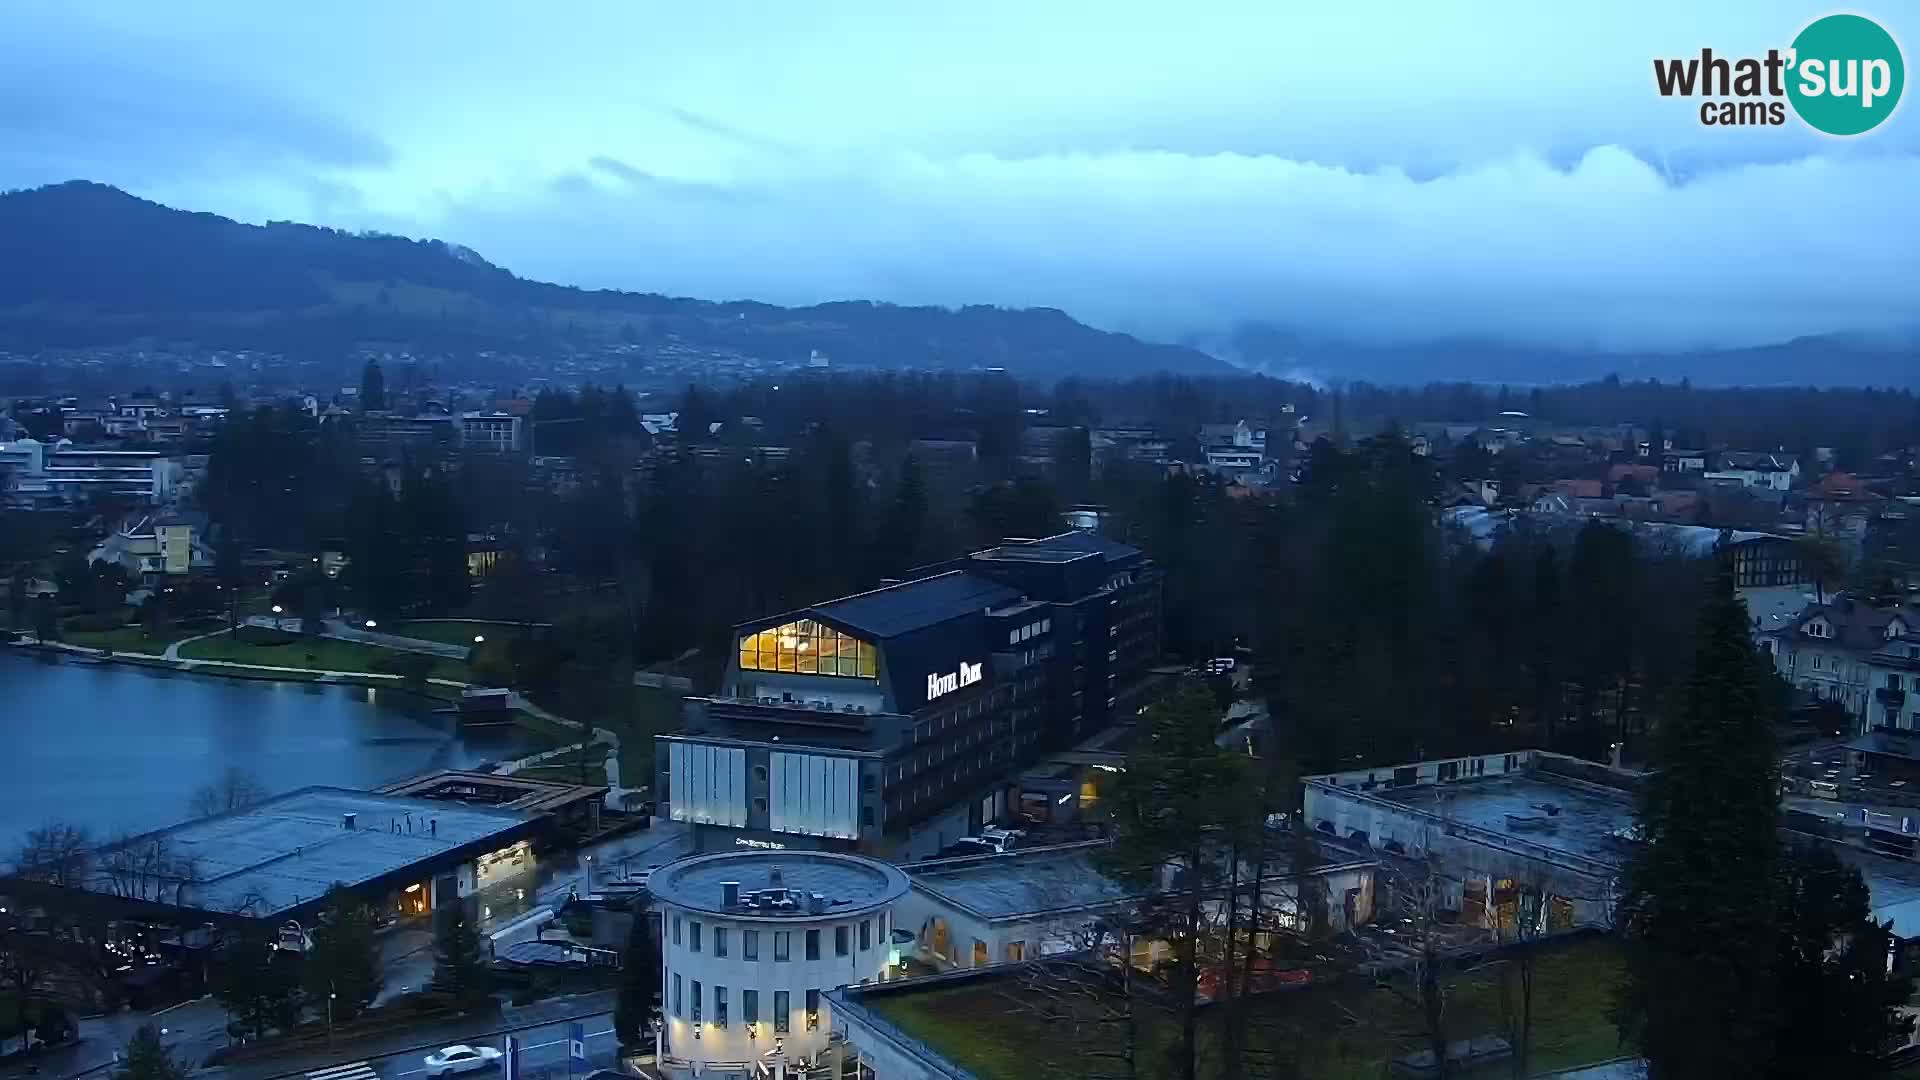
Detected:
[{"left": 739, "top": 619, "right": 877, "bottom": 678}]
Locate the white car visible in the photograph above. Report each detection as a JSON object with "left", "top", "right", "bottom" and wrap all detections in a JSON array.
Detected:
[{"left": 423, "top": 1045, "right": 502, "bottom": 1077}]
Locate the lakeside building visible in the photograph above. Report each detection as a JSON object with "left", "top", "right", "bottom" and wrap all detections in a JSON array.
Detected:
[
  {"left": 650, "top": 849, "right": 911, "bottom": 1080},
  {"left": 1, "top": 787, "right": 541, "bottom": 930},
  {"left": 659, "top": 531, "right": 1161, "bottom": 859}
]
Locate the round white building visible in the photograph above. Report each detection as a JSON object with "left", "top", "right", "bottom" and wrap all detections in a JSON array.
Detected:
[{"left": 651, "top": 849, "right": 911, "bottom": 1079}]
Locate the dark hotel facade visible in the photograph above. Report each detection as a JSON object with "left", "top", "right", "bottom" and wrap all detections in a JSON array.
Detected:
[{"left": 659, "top": 531, "right": 1161, "bottom": 859}]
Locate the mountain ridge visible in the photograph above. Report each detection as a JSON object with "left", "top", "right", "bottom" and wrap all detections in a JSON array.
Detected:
[{"left": 0, "top": 181, "right": 1228, "bottom": 379}]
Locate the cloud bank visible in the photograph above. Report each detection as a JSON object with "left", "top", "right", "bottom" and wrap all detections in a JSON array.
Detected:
[{"left": 1, "top": 1, "right": 1915, "bottom": 353}]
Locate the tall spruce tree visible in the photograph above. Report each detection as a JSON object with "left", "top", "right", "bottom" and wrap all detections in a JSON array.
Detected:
[
  {"left": 360, "top": 358, "right": 386, "bottom": 411},
  {"left": 431, "top": 903, "right": 491, "bottom": 1008},
  {"left": 1616, "top": 566, "right": 1780, "bottom": 1077},
  {"left": 613, "top": 902, "right": 660, "bottom": 1049},
  {"left": 304, "top": 886, "right": 382, "bottom": 1021},
  {"left": 209, "top": 927, "right": 297, "bottom": 1040},
  {"left": 1096, "top": 682, "right": 1248, "bottom": 1080},
  {"left": 1771, "top": 841, "right": 1914, "bottom": 1077}
]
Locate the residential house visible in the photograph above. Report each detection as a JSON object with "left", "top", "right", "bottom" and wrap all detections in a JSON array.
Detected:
[
  {"left": 1662, "top": 448, "right": 1709, "bottom": 474},
  {"left": 1767, "top": 598, "right": 1920, "bottom": 723},
  {"left": 1865, "top": 623, "right": 1920, "bottom": 733},
  {"left": 1704, "top": 452, "right": 1800, "bottom": 492},
  {"left": 91, "top": 512, "right": 212, "bottom": 579}
]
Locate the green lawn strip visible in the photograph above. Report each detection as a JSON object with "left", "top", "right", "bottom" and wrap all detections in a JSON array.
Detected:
[
  {"left": 179, "top": 629, "right": 470, "bottom": 681},
  {"left": 870, "top": 936, "right": 1625, "bottom": 1080},
  {"left": 63, "top": 623, "right": 188, "bottom": 654},
  {"left": 394, "top": 620, "right": 533, "bottom": 648}
]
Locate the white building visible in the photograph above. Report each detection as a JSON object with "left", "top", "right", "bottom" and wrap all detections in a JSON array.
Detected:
[
  {"left": 458, "top": 411, "right": 523, "bottom": 453},
  {"left": 1703, "top": 451, "right": 1800, "bottom": 492},
  {"left": 651, "top": 850, "right": 911, "bottom": 1080}
]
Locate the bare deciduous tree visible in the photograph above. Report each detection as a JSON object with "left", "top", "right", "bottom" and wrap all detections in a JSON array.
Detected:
[
  {"left": 997, "top": 915, "right": 1144, "bottom": 1080},
  {"left": 188, "top": 767, "right": 269, "bottom": 819},
  {"left": 97, "top": 834, "right": 200, "bottom": 905},
  {"left": 13, "top": 821, "right": 95, "bottom": 887}
]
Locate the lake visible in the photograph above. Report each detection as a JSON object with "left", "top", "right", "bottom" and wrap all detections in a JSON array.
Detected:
[{"left": 0, "top": 651, "right": 545, "bottom": 844}]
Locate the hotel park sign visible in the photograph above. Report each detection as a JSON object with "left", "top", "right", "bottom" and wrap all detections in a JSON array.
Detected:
[{"left": 927, "top": 660, "right": 983, "bottom": 701}]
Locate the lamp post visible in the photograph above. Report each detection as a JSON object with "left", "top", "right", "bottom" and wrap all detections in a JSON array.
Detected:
[
  {"left": 327, "top": 986, "right": 337, "bottom": 1047},
  {"left": 271, "top": 604, "right": 283, "bottom": 631}
]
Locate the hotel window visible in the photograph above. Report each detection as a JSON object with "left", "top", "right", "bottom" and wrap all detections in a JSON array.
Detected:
[
  {"left": 674, "top": 974, "right": 683, "bottom": 1017},
  {"left": 860, "top": 919, "right": 872, "bottom": 951},
  {"left": 714, "top": 927, "right": 729, "bottom": 957},
  {"left": 806, "top": 928, "right": 821, "bottom": 960},
  {"left": 774, "top": 990, "right": 790, "bottom": 1032},
  {"left": 714, "top": 986, "right": 728, "bottom": 1028},
  {"left": 1007, "top": 940, "right": 1026, "bottom": 962},
  {"left": 739, "top": 619, "right": 877, "bottom": 678},
  {"left": 805, "top": 989, "right": 820, "bottom": 1030},
  {"left": 743, "top": 988, "right": 759, "bottom": 1025},
  {"left": 744, "top": 929, "right": 759, "bottom": 960},
  {"left": 690, "top": 921, "right": 702, "bottom": 953},
  {"left": 672, "top": 916, "right": 682, "bottom": 945},
  {"left": 691, "top": 980, "right": 702, "bottom": 1024},
  {"left": 836, "top": 925, "right": 850, "bottom": 957},
  {"left": 775, "top": 930, "right": 791, "bottom": 962}
]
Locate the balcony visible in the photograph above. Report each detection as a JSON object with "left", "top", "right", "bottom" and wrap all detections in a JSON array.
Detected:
[{"left": 1877, "top": 687, "right": 1908, "bottom": 707}]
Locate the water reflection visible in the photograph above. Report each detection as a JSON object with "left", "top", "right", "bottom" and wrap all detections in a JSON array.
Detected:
[{"left": 0, "top": 653, "right": 541, "bottom": 842}]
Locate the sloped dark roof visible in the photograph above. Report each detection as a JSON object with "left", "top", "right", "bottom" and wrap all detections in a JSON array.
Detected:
[{"left": 808, "top": 571, "right": 1021, "bottom": 639}]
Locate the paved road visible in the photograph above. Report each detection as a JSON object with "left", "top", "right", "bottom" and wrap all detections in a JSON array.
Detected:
[{"left": 241, "top": 1006, "right": 622, "bottom": 1076}]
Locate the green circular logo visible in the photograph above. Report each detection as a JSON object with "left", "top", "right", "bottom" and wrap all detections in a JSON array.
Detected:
[{"left": 1787, "top": 14, "right": 1904, "bottom": 135}]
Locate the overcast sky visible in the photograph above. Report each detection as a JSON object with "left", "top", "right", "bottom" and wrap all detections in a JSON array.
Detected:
[{"left": 3, "top": 1, "right": 1914, "bottom": 352}]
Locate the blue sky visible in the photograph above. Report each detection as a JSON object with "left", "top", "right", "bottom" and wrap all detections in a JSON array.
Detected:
[{"left": 3, "top": 1, "right": 1914, "bottom": 350}]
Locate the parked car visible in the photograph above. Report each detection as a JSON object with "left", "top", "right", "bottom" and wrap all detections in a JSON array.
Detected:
[{"left": 424, "top": 1045, "right": 503, "bottom": 1076}]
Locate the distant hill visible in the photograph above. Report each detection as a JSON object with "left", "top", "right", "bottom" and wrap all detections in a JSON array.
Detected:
[
  {"left": 0, "top": 181, "right": 1228, "bottom": 379},
  {"left": 1203, "top": 322, "right": 1920, "bottom": 389}
]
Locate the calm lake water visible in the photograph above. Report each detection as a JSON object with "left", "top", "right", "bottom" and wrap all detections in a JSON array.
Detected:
[{"left": 0, "top": 652, "right": 544, "bottom": 843}]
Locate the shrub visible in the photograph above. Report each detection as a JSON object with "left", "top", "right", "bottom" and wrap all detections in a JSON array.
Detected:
[{"left": 64, "top": 611, "right": 132, "bottom": 633}]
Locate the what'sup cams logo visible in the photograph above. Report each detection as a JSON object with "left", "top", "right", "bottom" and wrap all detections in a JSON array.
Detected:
[{"left": 1654, "top": 13, "right": 1904, "bottom": 135}]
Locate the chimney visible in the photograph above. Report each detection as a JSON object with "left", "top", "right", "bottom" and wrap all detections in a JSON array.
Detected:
[
  {"left": 722, "top": 881, "right": 740, "bottom": 907},
  {"left": 342, "top": 813, "right": 356, "bottom": 831}
]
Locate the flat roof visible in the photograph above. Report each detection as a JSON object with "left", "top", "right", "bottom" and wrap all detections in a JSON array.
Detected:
[
  {"left": 1824, "top": 839, "right": 1920, "bottom": 938},
  {"left": 1363, "top": 772, "right": 1637, "bottom": 868},
  {"left": 87, "top": 787, "right": 535, "bottom": 918},
  {"left": 649, "top": 850, "right": 909, "bottom": 920},
  {"left": 377, "top": 769, "right": 607, "bottom": 814},
  {"left": 908, "top": 842, "right": 1143, "bottom": 920}
]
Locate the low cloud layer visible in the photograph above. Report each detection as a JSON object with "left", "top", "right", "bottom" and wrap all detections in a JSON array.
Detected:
[{"left": 3, "top": 2, "right": 1915, "bottom": 352}]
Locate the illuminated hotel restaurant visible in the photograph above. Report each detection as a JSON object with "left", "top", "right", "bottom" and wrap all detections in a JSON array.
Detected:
[{"left": 659, "top": 530, "right": 1161, "bottom": 860}]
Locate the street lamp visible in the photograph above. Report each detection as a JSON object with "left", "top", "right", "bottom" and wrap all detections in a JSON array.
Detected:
[
  {"left": 365, "top": 619, "right": 378, "bottom": 629},
  {"left": 474, "top": 634, "right": 485, "bottom": 644},
  {"left": 271, "top": 604, "right": 283, "bottom": 630}
]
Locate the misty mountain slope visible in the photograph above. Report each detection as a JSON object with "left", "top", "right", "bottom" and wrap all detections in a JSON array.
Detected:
[{"left": 0, "top": 181, "right": 1228, "bottom": 378}]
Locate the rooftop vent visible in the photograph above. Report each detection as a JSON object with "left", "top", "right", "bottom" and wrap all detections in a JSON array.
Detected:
[
  {"left": 722, "top": 881, "right": 740, "bottom": 907},
  {"left": 809, "top": 891, "right": 827, "bottom": 915},
  {"left": 342, "top": 813, "right": 356, "bottom": 831}
]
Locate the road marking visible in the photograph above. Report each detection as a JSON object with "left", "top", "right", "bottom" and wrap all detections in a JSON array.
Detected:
[
  {"left": 308, "top": 1063, "right": 380, "bottom": 1080},
  {"left": 390, "top": 1030, "right": 614, "bottom": 1073}
]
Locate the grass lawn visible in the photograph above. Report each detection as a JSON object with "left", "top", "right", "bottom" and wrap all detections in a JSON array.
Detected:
[
  {"left": 180, "top": 629, "right": 471, "bottom": 682},
  {"left": 870, "top": 935, "right": 1627, "bottom": 1080},
  {"left": 63, "top": 621, "right": 206, "bottom": 654},
  {"left": 521, "top": 684, "right": 681, "bottom": 791},
  {"left": 394, "top": 620, "right": 536, "bottom": 648}
]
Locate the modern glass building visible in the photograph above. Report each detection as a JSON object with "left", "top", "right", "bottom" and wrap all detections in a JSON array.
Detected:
[{"left": 659, "top": 530, "right": 1161, "bottom": 860}]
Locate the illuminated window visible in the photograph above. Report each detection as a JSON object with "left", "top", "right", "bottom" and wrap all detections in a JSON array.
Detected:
[{"left": 739, "top": 619, "right": 876, "bottom": 678}]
